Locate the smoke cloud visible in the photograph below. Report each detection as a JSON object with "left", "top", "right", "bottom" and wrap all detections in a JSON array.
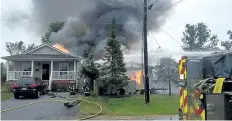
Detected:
[{"left": 16, "top": 0, "right": 173, "bottom": 58}]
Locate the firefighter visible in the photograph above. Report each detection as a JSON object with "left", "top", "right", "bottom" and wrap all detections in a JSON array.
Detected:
[{"left": 83, "top": 82, "right": 91, "bottom": 96}]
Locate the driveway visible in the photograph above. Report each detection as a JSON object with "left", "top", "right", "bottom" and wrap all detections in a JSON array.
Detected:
[{"left": 1, "top": 93, "right": 80, "bottom": 120}]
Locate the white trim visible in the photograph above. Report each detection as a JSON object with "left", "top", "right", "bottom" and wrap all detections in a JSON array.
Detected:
[
  {"left": 24, "top": 43, "right": 71, "bottom": 56},
  {"left": 74, "top": 61, "right": 76, "bottom": 80},
  {"left": 7, "top": 58, "right": 78, "bottom": 60},
  {"left": 24, "top": 44, "right": 45, "bottom": 54},
  {"left": 49, "top": 61, "right": 53, "bottom": 90},
  {"left": 31, "top": 60, "right": 34, "bottom": 77},
  {"left": 7, "top": 71, "right": 31, "bottom": 80},
  {"left": 6, "top": 61, "right": 9, "bottom": 81},
  {"left": 52, "top": 79, "right": 75, "bottom": 81}
]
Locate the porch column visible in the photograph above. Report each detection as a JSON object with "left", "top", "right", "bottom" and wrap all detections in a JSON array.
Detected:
[
  {"left": 6, "top": 61, "right": 9, "bottom": 81},
  {"left": 49, "top": 60, "right": 53, "bottom": 90},
  {"left": 74, "top": 61, "right": 76, "bottom": 80},
  {"left": 31, "top": 60, "right": 34, "bottom": 77}
]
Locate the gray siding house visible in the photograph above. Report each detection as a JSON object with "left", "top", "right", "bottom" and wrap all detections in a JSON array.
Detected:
[{"left": 1, "top": 44, "right": 79, "bottom": 90}]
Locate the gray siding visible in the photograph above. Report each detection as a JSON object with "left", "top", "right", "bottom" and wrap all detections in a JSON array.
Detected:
[
  {"left": 30, "top": 46, "right": 62, "bottom": 55},
  {"left": 34, "top": 61, "right": 41, "bottom": 78},
  {"left": 53, "top": 62, "right": 59, "bottom": 71}
]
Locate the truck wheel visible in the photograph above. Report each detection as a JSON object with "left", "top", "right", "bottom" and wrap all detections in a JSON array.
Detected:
[
  {"left": 14, "top": 93, "right": 19, "bottom": 99},
  {"left": 117, "top": 89, "right": 125, "bottom": 95},
  {"left": 178, "top": 108, "right": 183, "bottom": 120}
]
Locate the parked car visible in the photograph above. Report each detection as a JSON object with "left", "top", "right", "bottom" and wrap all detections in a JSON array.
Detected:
[{"left": 12, "top": 77, "right": 46, "bottom": 99}]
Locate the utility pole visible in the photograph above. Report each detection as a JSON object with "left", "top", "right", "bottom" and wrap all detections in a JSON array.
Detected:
[{"left": 143, "top": 0, "right": 150, "bottom": 104}]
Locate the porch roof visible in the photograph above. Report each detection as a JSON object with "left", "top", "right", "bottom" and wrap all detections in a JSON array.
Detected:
[{"left": 1, "top": 54, "right": 79, "bottom": 61}]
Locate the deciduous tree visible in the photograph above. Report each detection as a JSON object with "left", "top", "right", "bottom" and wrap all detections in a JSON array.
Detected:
[
  {"left": 221, "top": 30, "right": 232, "bottom": 50},
  {"left": 181, "top": 23, "right": 219, "bottom": 51},
  {"left": 5, "top": 41, "right": 37, "bottom": 55},
  {"left": 155, "top": 57, "right": 178, "bottom": 95}
]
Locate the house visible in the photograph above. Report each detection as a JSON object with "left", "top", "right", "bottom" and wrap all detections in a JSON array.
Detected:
[{"left": 1, "top": 43, "right": 80, "bottom": 91}]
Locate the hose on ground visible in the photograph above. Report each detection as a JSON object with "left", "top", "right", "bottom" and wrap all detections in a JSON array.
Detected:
[
  {"left": 1, "top": 95, "right": 103, "bottom": 120},
  {"left": 54, "top": 92, "right": 103, "bottom": 120},
  {"left": 79, "top": 98, "right": 103, "bottom": 120}
]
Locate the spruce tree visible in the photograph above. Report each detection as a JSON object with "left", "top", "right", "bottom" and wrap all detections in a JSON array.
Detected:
[
  {"left": 80, "top": 47, "right": 99, "bottom": 91},
  {"left": 101, "top": 18, "right": 129, "bottom": 95}
]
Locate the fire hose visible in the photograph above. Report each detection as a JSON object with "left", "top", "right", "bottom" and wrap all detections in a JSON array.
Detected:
[{"left": 1, "top": 93, "right": 103, "bottom": 120}]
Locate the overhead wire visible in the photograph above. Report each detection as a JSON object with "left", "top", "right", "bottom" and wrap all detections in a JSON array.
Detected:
[
  {"left": 154, "top": 20, "right": 182, "bottom": 45},
  {"left": 128, "top": 0, "right": 184, "bottom": 40},
  {"left": 147, "top": 26, "right": 162, "bottom": 51},
  {"left": 160, "top": 0, "right": 184, "bottom": 13}
]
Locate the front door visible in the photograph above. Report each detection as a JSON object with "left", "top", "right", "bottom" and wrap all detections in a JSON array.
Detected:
[{"left": 42, "top": 64, "right": 50, "bottom": 80}]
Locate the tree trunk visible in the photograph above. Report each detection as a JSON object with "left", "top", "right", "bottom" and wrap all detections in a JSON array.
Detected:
[{"left": 168, "top": 80, "right": 171, "bottom": 96}]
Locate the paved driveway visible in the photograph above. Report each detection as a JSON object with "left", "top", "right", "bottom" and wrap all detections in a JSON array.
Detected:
[{"left": 1, "top": 93, "right": 80, "bottom": 120}]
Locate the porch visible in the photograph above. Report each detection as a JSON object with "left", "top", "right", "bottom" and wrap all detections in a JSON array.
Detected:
[
  {"left": 1, "top": 43, "right": 81, "bottom": 91},
  {"left": 6, "top": 60, "right": 77, "bottom": 90}
]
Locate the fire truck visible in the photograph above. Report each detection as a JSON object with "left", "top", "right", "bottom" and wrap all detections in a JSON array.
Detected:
[{"left": 178, "top": 51, "right": 232, "bottom": 120}]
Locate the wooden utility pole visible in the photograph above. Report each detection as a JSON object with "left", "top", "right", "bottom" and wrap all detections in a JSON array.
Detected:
[{"left": 143, "top": 0, "right": 150, "bottom": 104}]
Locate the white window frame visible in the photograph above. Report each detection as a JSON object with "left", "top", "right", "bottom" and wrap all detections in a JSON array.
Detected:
[
  {"left": 22, "top": 62, "right": 31, "bottom": 71},
  {"left": 59, "top": 62, "right": 69, "bottom": 75},
  {"left": 22, "top": 62, "right": 31, "bottom": 76}
]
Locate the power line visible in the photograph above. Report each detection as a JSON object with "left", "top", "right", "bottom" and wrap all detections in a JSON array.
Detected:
[
  {"left": 126, "top": 0, "right": 183, "bottom": 41},
  {"left": 152, "top": 0, "right": 160, "bottom": 4},
  {"left": 148, "top": 19, "right": 182, "bottom": 46},
  {"left": 147, "top": 26, "right": 163, "bottom": 51},
  {"left": 160, "top": 0, "right": 184, "bottom": 13},
  {"left": 149, "top": 0, "right": 182, "bottom": 14}
]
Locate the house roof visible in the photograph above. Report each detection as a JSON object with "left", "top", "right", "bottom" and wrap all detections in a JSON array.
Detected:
[
  {"left": 24, "top": 43, "right": 70, "bottom": 55},
  {"left": 1, "top": 43, "right": 80, "bottom": 61}
]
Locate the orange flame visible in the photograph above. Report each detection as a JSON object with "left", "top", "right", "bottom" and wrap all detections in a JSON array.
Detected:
[
  {"left": 130, "top": 70, "right": 144, "bottom": 86},
  {"left": 52, "top": 43, "right": 70, "bottom": 54}
]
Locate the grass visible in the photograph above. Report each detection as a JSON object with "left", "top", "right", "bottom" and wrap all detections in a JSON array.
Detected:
[
  {"left": 79, "top": 94, "right": 179, "bottom": 117},
  {"left": 1, "top": 85, "right": 13, "bottom": 101}
]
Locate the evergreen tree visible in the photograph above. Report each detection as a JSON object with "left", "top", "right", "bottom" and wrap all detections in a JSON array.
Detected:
[
  {"left": 80, "top": 47, "right": 99, "bottom": 91},
  {"left": 101, "top": 18, "right": 129, "bottom": 95}
]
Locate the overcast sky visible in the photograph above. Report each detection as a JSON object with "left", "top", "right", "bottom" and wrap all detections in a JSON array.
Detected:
[{"left": 1, "top": 0, "right": 232, "bottom": 62}]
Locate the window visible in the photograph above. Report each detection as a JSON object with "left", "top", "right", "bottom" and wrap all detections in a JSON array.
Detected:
[
  {"left": 17, "top": 77, "right": 35, "bottom": 86},
  {"left": 22, "top": 62, "right": 31, "bottom": 76},
  {"left": 59, "top": 62, "right": 69, "bottom": 75},
  {"left": 22, "top": 62, "right": 31, "bottom": 71}
]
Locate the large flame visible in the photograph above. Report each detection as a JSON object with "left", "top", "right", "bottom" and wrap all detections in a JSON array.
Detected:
[
  {"left": 53, "top": 43, "right": 70, "bottom": 54},
  {"left": 130, "top": 70, "right": 144, "bottom": 87}
]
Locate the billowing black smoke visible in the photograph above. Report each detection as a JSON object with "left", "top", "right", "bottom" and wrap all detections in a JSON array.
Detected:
[{"left": 30, "top": 0, "right": 172, "bottom": 58}]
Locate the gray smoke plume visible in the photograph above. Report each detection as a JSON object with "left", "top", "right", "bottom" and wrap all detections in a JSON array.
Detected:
[{"left": 31, "top": 0, "right": 173, "bottom": 58}]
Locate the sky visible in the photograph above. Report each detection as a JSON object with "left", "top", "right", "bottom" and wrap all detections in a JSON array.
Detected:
[{"left": 1, "top": 0, "right": 232, "bottom": 62}]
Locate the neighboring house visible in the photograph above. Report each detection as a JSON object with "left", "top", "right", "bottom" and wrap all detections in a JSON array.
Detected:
[{"left": 1, "top": 44, "right": 79, "bottom": 90}]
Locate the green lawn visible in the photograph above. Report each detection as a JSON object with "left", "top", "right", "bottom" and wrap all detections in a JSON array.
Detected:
[
  {"left": 80, "top": 95, "right": 179, "bottom": 117},
  {"left": 1, "top": 86, "right": 13, "bottom": 101}
]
